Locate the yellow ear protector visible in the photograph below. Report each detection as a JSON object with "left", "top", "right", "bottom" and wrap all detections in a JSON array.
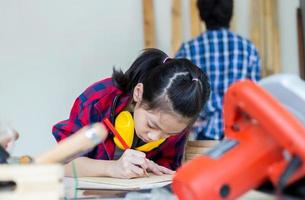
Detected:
[
  {"left": 114, "top": 111, "right": 165, "bottom": 152},
  {"left": 106, "top": 95, "right": 166, "bottom": 152}
]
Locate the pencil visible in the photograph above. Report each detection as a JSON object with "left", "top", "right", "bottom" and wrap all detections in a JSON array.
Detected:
[
  {"left": 103, "top": 118, "right": 129, "bottom": 149},
  {"left": 144, "top": 168, "right": 149, "bottom": 177}
]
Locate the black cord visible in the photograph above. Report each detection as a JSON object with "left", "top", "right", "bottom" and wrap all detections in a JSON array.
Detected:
[{"left": 110, "top": 94, "right": 121, "bottom": 124}]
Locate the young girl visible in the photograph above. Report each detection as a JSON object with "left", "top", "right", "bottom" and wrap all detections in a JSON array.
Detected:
[{"left": 52, "top": 49, "right": 210, "bottom": 178}]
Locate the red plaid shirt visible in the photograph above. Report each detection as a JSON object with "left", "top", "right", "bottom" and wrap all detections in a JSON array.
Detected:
[{"left": 52, "top": 78, "right": 188, "bottom": 170}]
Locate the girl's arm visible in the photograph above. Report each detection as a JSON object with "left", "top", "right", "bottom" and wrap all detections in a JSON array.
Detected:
[
  {"left": 65, "top": 149, "right": 153, "bottom": 178},
  {"left": 65, "top": 148, "right": 175, "bottom": 178},
  {"left": 65, "top": 157, "right": 115, "bottom": 177}
]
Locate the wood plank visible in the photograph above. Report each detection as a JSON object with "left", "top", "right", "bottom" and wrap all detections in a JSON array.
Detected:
[
  {"left": 143, "top": 0, "right": 156, "bottom": 48},
  {"left": 190, "top": 0, "right": 203, "bottom": 37},
  {"left": 297, "top": 8, "right": 305, "bottom": 80},
  {"left": 0, "top": 164, "right": 63, "bottom": 199},
  {"left": 250, "top": 0, "right": 264, "bottom": 74},
  {"left": 250, "top": 0, "right": 281, "bottom": 77},
  {"left": 230, "top": 0, "right": 237, "bottom": 31},
  {"left": 185, "top": 154, "right": 201, "bottom": 161},
  {"left": 185, "top": 146, "right": 211, "bottom": 154},
  {"left": 187, "top": 140, "right": 220, "bottom": 148},
  {"left": 265, "top": 0, "right": 281, "bottom": 75},
  {"left": 299, "top": 1, "right": 305, "bottom": 80},
  {"left": 171, "top": 0, "right": 183, "bottom": 55}
]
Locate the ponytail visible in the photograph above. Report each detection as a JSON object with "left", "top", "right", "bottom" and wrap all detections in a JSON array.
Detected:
[{"left": 112, "top": 48, "right": 168, "bottom": 94}]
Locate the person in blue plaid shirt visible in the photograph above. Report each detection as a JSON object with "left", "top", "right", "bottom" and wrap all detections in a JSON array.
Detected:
[{"left": 176, "top": 0, "right": 261, "bottom": 140}]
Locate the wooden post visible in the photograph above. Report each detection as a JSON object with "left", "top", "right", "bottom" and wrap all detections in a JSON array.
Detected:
[
  {"left": 171, "top": 0, "right": 182, "bottom": 55},
  {"left": 143, "top": 0, "right": 156, "bottom": 48},
  {"left": 190, "top": 0, "right": 203, "bottom": 37},
  {"left": 230, "top": 0, "right": 237, "bottom": 32},
  {"left": 250, "top": 0, "right": 264, "bottom": 75},
  {"left": 0, "top": 165, "right": 63, "bottom": 199},
  {"left": 266, "top": 0, "right": 281, "bottom": 75},
  {"left": 297, "top": 7, "right": 305, "bottom": 80},
  {"left": 250, "top": 0, "right": 281, "bottom": 77}
]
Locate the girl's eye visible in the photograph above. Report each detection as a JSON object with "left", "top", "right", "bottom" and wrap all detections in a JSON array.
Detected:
[{"left": 147, "top": 123, "right": 153, "bottom": 129}]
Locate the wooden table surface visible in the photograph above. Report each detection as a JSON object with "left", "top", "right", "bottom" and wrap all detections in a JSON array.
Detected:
[{"left": 64, "top": 177, "right": 275, "bottom": 200}]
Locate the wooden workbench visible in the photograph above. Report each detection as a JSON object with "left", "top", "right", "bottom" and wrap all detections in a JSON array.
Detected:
[{"left": 64, "top": 177, "right": 275, "bottom": 199}]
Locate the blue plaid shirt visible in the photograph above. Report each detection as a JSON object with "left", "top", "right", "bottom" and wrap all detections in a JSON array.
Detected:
[{"left": 176, "top": 29, "right": 261, "bottom": 140}]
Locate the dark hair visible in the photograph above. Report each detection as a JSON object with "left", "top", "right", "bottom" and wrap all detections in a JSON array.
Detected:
[
  {"left": 197, "top": 0, "right": 233, "bottom": 30},
  {"left": 112, "top": 48, "right": 210, "bottom": 122}
]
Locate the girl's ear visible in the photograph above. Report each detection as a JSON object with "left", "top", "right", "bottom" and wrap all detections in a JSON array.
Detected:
[{"left": 133, "top": 83, "right": 144, "bottom": 103}]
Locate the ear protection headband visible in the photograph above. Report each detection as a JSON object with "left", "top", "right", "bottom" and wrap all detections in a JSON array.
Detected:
[
  {"left": 114, "top": 111, "right": 165, "bottom": 152},
  {"left": 103, "top": 95, "right": 165, "bottom": 152}
]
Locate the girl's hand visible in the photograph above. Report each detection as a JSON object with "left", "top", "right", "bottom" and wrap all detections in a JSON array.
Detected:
[
  {"left": 146, "top": 160, "right": 175, "bottom": 175},
  {"left": 109, "top": 149, "right": 149, "bottom": 179}
]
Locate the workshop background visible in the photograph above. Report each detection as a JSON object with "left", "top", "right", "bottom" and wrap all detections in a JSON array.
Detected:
[{"left": 0, "top": 0, "right": 301, "bottom": 156}]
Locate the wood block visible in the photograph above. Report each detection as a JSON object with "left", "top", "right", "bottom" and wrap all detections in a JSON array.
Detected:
[
  {"left": 185, "top": 153, "right": 200, "bottom": 158},
  {"left": 0, "top": 164, "right": 64, "bottom": 199},
  {"left": 187, "top": 140, "right": 219, "bottom": 148},
  {"left": 185, "top": 146, "right": 210, "bottom": 154},
  {"left": 185, "top": 153, "right": 201, "bottom": 161}
]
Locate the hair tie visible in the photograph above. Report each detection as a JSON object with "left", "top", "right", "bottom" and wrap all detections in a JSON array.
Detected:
[
  {"left": 163, "top": 57, "right": 170, "bottom": 64},
  {"left": 192, "top": 78, "right": 199, "bottom": 82}
]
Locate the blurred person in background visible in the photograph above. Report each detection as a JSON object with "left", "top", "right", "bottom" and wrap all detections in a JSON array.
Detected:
[{"left": 176, "top": 0, "right": 261, "bottom": 140}]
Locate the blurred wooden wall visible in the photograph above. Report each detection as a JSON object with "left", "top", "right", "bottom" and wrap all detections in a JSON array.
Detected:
[
  {"left": 143, "top": 0, "right": 238, "bottom": 56},
  {"left": 298, "top": 1, "right": 305, "bottom": 80},
  {"left": 250, "top": 0, "right": 281, "bottom": 77},
  {"left": 171, "top": 0, "right": 183, "bottom": 54},
  {"left": 190, "top": 0, "right": 203, "bottom": 37},
  {"left": 143, "top": 0, "right": 155, "bottom": 48},
  {"left": 142, "top": 0, "right": 281, "bottom": 77}
]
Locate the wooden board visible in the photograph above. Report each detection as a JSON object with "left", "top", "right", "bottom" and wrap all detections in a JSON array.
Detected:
[
  {"left": 297, "top": 8, "right": 305, "bottom": 80},
  {"left": 185, "top": 154, "right": 201, "bottom": 161},
  {"left": 69, "top": 174, "right": 172, "bottom": 190},
  {"left": 190, "top": 0, "right": 203, "bottom": 37},
  {"left": 171, "top": 0, "right": 183, "bottom": 55},
  {"left": 0, "top": 164, "right": 63, "bottom": 199},
  {"left": 143, "top": 0, "right": 156, "bottom": 48},
  {"left": 250, "top": 0, "right": 281, "bottom": 77},
  {"left": 230, "top": 0, "right": 237, "bottom": 31},
  {"left": 185, "top": 146, "right": 211, "bottom": 154},
  {"left": 186, "top": 140, "right": 220, "bottom": 148}
]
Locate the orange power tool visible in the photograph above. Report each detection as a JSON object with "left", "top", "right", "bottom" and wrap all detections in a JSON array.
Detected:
[{"left": 173, "top": 79, "right": 305, "bottom": 200}]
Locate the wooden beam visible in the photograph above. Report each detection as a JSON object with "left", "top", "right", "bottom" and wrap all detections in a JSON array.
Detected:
[
  {"left": 190, "top": 0, "right": 203, "bottom": 37},
  {"left": 297, "top": 8, "right": 305, "bottom": 80},
  {"left": 230, "top": 1, "right": 237, "bottom": 32},
  {"left": 171, "top": 0, "right": 182, "bottom": 55},
  {"left": 143, "top": 0, "right": 155, "bottom": 48},
  {"left": 250, "top": 0, "right": 281, "bottom": 77},
  {"left": 250, "top": 0, "right": 264, "bottom": 67},
  {"left": 265, "top": 0, "right": 281, "bottom": 75},
  {"left": 0, "top": 165, "right": 63, "bottom": 199}
]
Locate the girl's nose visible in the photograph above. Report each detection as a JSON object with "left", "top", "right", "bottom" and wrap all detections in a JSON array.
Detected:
[{"left": 147, "top": 131, "right": 162, "bottom": 141}]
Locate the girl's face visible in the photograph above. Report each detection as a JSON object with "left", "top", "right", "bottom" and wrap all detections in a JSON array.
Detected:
[{"left": 132, "top": 83, "right": 190, "bottom": 142}]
